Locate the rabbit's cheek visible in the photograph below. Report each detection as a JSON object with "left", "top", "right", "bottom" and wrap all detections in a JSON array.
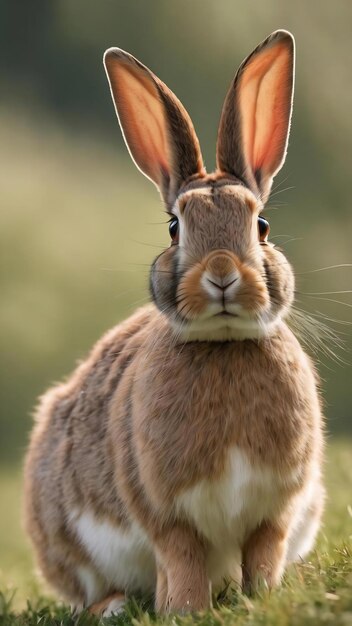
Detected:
[
  {"left": 176, "top": 264, "right": 208, "bottom": 320},
  {"left": 261, "top": 248, "right": 295, "bottom": 315},
  {"left": 150, "top": 246, "right": 180, "bottom": 314},
  {"left": 235, "top": 265, "right": 270, "bottom": 314}
]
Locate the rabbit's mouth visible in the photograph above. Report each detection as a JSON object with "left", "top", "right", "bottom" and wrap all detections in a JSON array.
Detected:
[{"left": 215, "top": 311, "right": 238, "bottom": 318}]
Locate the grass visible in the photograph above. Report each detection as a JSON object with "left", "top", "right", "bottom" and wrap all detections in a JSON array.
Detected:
[{"left": 0, "top": 441, "right": 351, "bottom": 625}]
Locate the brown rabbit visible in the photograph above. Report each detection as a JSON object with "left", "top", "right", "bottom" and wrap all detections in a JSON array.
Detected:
[{"left": 24, "top": 30, "right": 324, "bottom": 617}]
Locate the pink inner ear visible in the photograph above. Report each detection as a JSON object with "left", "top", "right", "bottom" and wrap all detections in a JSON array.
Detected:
[
  {"left": 109, "top": 63, "right": 170, "bottom": 186},
  {"left": 239, "top": 43, "right": 292, "bottom": 178}
]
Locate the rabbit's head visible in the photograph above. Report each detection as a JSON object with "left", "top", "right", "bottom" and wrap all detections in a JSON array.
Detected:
[{"left": 104, "top": 30, "right": 295, "bottom": 341}]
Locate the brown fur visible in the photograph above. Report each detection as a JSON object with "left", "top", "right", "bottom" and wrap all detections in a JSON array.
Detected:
[
  {"left": 89, "top": 591, "right": 125, "bottom": 616},
  {"left": 24, "top": 30, "right": 324, "bottom": 615},
  {"left": 242, "top": 520, "right": 287, "bottom": 594}
]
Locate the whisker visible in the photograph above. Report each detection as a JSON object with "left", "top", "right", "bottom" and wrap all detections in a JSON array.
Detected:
[
  {"left": 311, "top": 311, "right": 352, "bottom": 327},
  {"left": 100, "top": 267, "right": 148, "bottom": 273},
  {"left": 129, "top": 238, "right": 166, "bottom": 249},
  {"left": 299, "top": 296, "right": 352, "bottom": 309},
  {"left": 271, "top": 237, "right": 303, "bottom": 246},
  {"left": 267, "top": 185, "right": 295, "bottom": 199},
  {"left": 287, "top": 307, "right": 350, "bottom": 367},
  {"left": 270, "top": 234, "right": 294, "bottom": 240},
  {"left": 296, "top": 263, "right": 352, "bottom": 275},
  {"left": 269, "top": 175, "right": 291, "bottom": 193},
  {"left": 299, "top": 290, "right": 352, "bottom": 296}
]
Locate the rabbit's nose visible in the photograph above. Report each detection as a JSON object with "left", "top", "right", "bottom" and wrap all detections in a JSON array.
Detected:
[
  {"left": 202, "top": 251, "right": 240, "bottom": 299},
  {"left": 205, "top": 275, "right": 238, "bottom": 292},
  {"left": 203, "top": 273, "right": 240, "bottom": 301}
]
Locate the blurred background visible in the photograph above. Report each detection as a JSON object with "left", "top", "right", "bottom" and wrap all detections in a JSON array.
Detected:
[
  {"left": 0, "top": 0, "right": 351, "bottom": 601},
  {"left": 1, "top": 0, "right": 352, "bottom": 461}
]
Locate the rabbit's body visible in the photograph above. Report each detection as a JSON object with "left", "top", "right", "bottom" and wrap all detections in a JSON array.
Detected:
[
  {"left": 24, "top": 30, "right": 325, "bottom": 615},
  {"left": 25, "top": 304, "right": 323, "bottom": 610}
]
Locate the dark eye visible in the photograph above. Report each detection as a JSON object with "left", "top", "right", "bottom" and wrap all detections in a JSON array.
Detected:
[
  {"left": 258, "top": 216, "right": 270, "bottom": 242},
  {"left": 169, "top": 217, "right": 179, "bottom": 243}
]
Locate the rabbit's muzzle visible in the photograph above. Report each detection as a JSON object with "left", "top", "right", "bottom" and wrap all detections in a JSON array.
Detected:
[{"left": 176, "top": 249, "right": 270, "bottom": 322}]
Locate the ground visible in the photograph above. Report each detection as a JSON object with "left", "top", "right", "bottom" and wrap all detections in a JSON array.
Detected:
[{"left": 0, "top": 440, "right": 351, "bottom": 625}]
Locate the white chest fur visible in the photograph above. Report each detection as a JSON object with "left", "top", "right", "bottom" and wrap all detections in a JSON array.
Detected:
[
  {"left": 176, "top": 447, "right": 286, "bottom": 548},
  {"left": 70, "top": 510, "right": 156, "bottom": 601}
]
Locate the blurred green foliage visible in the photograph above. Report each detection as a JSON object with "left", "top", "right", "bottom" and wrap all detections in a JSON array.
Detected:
[{"left": 0, "top": 1, "right": 351, "bottom": 463}]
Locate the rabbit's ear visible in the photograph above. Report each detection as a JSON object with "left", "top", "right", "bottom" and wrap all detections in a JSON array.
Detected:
[
  {"left": 104, "top": 48, "right": 205, "bottom": 206},
  {"left": 216, "top": 30, "right": 295, "bottom": 202}
]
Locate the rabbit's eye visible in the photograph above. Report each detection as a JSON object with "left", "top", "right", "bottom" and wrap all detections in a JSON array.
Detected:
[
  {"left": 258, "top": 216, "right": 270, "bottom": 242},
  {"left": 169, "top": 217, "right": 179, "bottom": 243}
]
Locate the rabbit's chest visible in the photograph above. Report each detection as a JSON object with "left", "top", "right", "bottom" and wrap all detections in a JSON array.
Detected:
[{"left": 175, "top": 446, "right": 286, "bottom": 546}]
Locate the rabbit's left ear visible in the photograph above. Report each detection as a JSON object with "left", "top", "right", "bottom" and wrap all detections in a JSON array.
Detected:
[{"left": 216, "top": 30, "right": 295, "bottom": 202}]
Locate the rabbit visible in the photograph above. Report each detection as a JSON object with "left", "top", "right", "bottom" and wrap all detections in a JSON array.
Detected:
[{"left": 24, "top": 29, "right": 325, "bottom": 617}]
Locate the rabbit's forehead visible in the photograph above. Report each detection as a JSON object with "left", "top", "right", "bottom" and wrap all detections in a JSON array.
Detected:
[
  {"left": 173, "top": 185, "right": 258, "bottom": 259},
  {"left": 174, "top": 184, "right": 258, "bottom": 219}
]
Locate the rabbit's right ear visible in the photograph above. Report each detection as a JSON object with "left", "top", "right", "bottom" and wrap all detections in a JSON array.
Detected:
[
  {"left": 216, "top": 30, "right": 295, "bottom": 203},
  {"left": 104, "top": 49, "right": 205, "bottom": 207}
]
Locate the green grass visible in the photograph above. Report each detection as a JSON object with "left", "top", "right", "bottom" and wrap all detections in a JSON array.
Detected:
[{"left": 0, "top": 440, "right": 351, "bottom": 625}]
